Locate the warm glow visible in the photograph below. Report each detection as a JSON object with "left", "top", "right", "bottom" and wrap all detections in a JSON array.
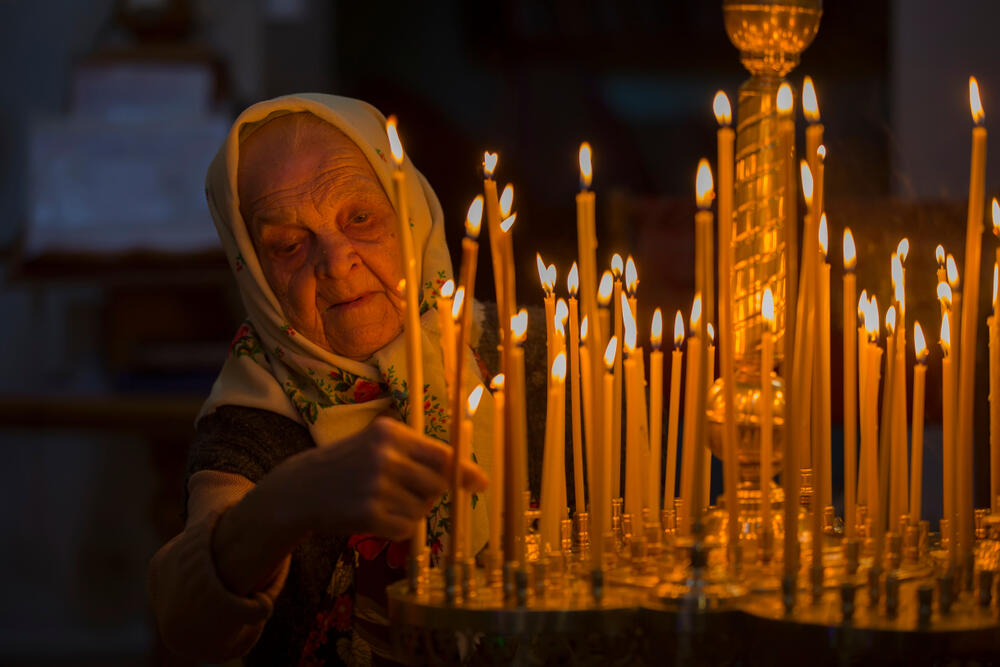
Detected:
[
  {"left": 970, "top": 76, "right": 985, "bottom": 125},
  {"left": 556, "top": 298, "right": 569, "bottom": 328},
  {"left": 762, "top": 288, "right": 775, "bottom": 330},
  {"left": 625, "top": 255, "right": 638, "bottom": 294},
  {"left": 695, "top": 159, "right": 714, "bottom": 208},
  {"left": 452, "top": 287, "right": 466, "bottom": 320},
  {"left": 993, "top": 198, "right": 1000, "bottom": 237},
  {"left": 551, "top": 352, "right": 567, "bottom": 383},
  {"left": 858, "top": 290, "right": 868, "bottom": 319},
  {"left": 499, "top": 184, "right": 514, "bottom": 217},
  {"left": 690, "top": 294, "right": 703, "bottom": 329},
  {"left": 937, "top": 282, "right": 953, "bottom": 307},
  {"left": 817, "top": 145, "right": 826, "bottom": 161},
  {"left": 604, "top": 337, "right": 618, "bottom": 370},
  {"left": 818, "top": 214, "right": 828, "bottom": 258},
  {"left": 713, "top": 90, "right": 732, "bottom": 126},
  {"left": 897, "top": 238, "right": 909, "bottom": 264},
  {"left": 886, "top": 305, "right": 896, "bottom": 335},
  {"left": 707, "top": 323, "right": 715, "bottom": 343},
  {"left": 490, "top": 373, "right": 504, "bottom": 391},
  {"left": 776, "top": 83, "right": 794, "bottom": 114},
  {"left": 941, "top": 312, "right": 951, "bottom": 354},
  {"left": 865, "top": 296, "right": 880, "bottom": 340},
  {"left": 651, "top": 308, "right": 663, "bottom": 348},
  {"left": 622, "top": 294, "right": 637, "bottom": 352},
  {"left": 802, "top": 76, "right": 820, "bottom": 122},
  {"left": 947, "top": 254, "right": 960, "bottom": 288},
  {"left": 547, "top": 264, "right": 557, "bottom": 290},
  {"left": 891, "top": 255, "right": 903, "bottom": 306},
  {"left": 511, "top": 309, "right": 528, "bottom": 342},
  {"left": 500, "top": 213, "right": 516, "bottom": 233},
  {"left": 483, "top": 151, "right": 498, "bottom": 177},
  {"left": 800, "top": 160, "right": 814, "bottom": 205},
  {"left": 581, "top": 316, "right": 589, "bottom": 342},
  {"left": 441, "top": 279, "right": 455, "bottom": 299},
  {"left": 611, "top": 253, "right": 624, "bottom": 278},
  {"left": 579, "top": 142, "right": 593, "bottom": 189},
  {"left": 673, "top": 310, "right": 685, "bottom": 348},
  {"left": 568, "top": 263, "right": 579, "bottom": 296},
  {"left": 843, "top": 228, "right": 857, "bottom": 270},
  {"left": 465, "top": 196, "right": 484, "bottom": 238},
  {"left": 936, "top": 245, "right": 946, "bottom": 267},
  {"left": 914, "top": 322, "right": 928, "bottom": 363},
  {"left": 385, "top": 116, "right": 404, "bottom": 165},
  {"left": 598, "top": 271, "right": 614, "bottom": 306},
  {"left": 467, "top": 384, "right": 485, "bottom": 416},
  {"left": 537, "top": 254, "right": 553, "bottom": 293}
]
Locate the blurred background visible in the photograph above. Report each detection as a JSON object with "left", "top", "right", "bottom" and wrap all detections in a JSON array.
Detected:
[{"left": 1, "top": 0, "right": 998, "bottom": 663}]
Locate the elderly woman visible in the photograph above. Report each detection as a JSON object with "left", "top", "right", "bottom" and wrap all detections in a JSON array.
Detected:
[{"left": 148, "top": 95, "right": 501, "bottom": 665}]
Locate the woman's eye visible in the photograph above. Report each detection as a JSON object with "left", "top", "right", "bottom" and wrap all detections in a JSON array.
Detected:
[
  {"left": 350, "top": 211, "right": 371, "bottom": 225},
  {"left": 273, "top": 242, "right": 302, "bottom": 257}
]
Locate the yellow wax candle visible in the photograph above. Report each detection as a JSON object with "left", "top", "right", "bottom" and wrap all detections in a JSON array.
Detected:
[
  {"left": 815, "top": 146, "right": 826, "bottom": 224},
  {"left": 778, "top": 84, "right": 799, "bottom": 392},
  {"left": 437, "top": 280, "right": 456, "bottom": 385},
  {"left": 612, "top": 254, "right": 624, "bottom": 501},
  {"left": 858, "top": 297, "right": 872, "bottom": 512},
  {"left": 910, "top": 324, "right": 927, "bottom": 522},
  {"left": 649, "top": 310, "right": 664, "bottom": 513},
  {"left": 482, "top": 153, "right": 506, "bottom": 334},
  {"left": 843, "top": 231, "right": 858, "bottom": 537},
  {"left": 812, "top": 218, "right": 831, "bottom": 567},
  {"left": 594, "top": 337, "right": 617, "bottom": 571},
  {"left": 946, "top": 256, "right": 961, "bottom": 545},
  {"left": 761, "top": 289, "right": 776, "bottom": 559},
  {"left": 680, "top": 298, "right": 703, "bottom": 534},
  {"left": 386, "top": 117, "right": 426, "bottom": 559},
  {"left": 498, "top": 184, "right": 517, "bottom": 328},
  {"left": 580, "top": 317, "right": 595, "bottom": 509},
  {"left": 622, "top": 294, "right": 643, "bottom": 517},
  {"left": 956, "top": 77, "right": 987, "bottom": 563},
  {"left": 879, "top": 309, "right": 896, "bottom": 544},
  {"left": 457, "top": 386, "right": 485, "bottom": 563},
  {"left": 703, "top": 326, "right": 716, "bottom": 511},
  {"left": 664, "top": 311, "right": 684, "bottom": 510},
  {"left": 625, "top": 256, "right": 639, "bottom": 322},
  {"left": 568, "top": 265, "right": 585, "bottom": 514},
  {"left": 538, "top": 254, "right": 556, "bottom": 378},
  {"left": 598, "top": 271, "right": 614, "bottom": 365},
  {"left": 941, "top": 313, "right": 956, "bottom": 567},
  {"left": 794, "top": 161, "right": 817, "bottom": 472},
  {"left": 576, "top": 144, "right": 598, "bottom": 336},
  {"left": 991, "top": 260, "right": 1000, "bottom": 513},
  {"left": 803, "top": 76, "right": 824, "bottom": 220},
  {"left": 507, "top": 310, "right": 529, "bottom": 564},
  {"left": 692, "top": 161, "right": 714, "bottom": 530},
  {"left": 540, "top": 353, "right": 567, "bottom": 553},
  {"left": 890, "top": 254, "right": 909, "bottom": 526},
  {"left": 863, "top": 297, "right": 883, "bottom": 565},
  {"left": 489, "top": 374, "right": 505, "bottom": 564},
  {"left": 714, "top": 90, "right": 741, "bottom": 562}
]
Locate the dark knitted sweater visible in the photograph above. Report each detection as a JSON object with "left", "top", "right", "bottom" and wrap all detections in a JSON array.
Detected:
[{"left": 186, "top": 303, "right": 555, "bottom": 665}]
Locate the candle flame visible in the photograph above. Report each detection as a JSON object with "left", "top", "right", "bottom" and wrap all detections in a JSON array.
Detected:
[
  {"left": 970, "top": 76, "right": 985, "bottom": 125},
  {"left": 993, "top": 198, "right": 1000, "bottom": 237},
  {"left": 651, "top": 308, "right": 663, "bottom": 348},
  {"left": 537, "top": 254, "right": 553, "bottom": 293},
  {"left": 604, "top": 337, "right": 617, "bottom": 369},
  {"left": 802, "top": 76, "right": 820, "bottom": 122},
  {"left": 499, "top": 184, "right": 514, "bottom": 217},
  {"left": 762, "top": 288, "right": 775, "bottom": 330},
  {"left": 490, "top": 373, "right": 505, "bottom": 391},
  {"left": 440, "top": 279, "right": 455, "bottom": 299},
  {"left": 625, "top": 255, "right": 638, "bottom": 294},
  {"left": 817, "top": 144, "right": 826, "bottom": 161},
  {"left": 695, "top": 159, "right": 714, "bottom": 208},
  {"left": 467, "top": 384, "right": 485, "bottom": 416},
  {"left": 897, "top": 238, "right": 909, "bottom": 264},
  {"left": 598, "top": 271, "right": 614, "bottom": 306},
  {"left": 556, "top": 298, "right": 569, "bottom": 328},
  {"left": 886, "top": 304, "right": 896, "bottom": 335},
  {"left": 936, "top": 244, "right": 946, "bottom": 267},
  {"left": 914, "top": 322, "right": 928, "bottom": 362},
  {"left": 818, "top": 213, "right": 829, "bottom": 258},
  {"left": 500, "top": 213, "right": 516, "bottom": 233},
  {"left": 713, "top": 91, "right": 732, "bottom": 126},
  {"left": 800, "top": 160, "right": 814, "bottom": 205},
  {"left": 690, "top": 294, "right": 703, "bottom": 329},
  {"left": 385, "top": 116, "right": 404, "bottom": 165},
  {"left": 547, "top": 264, "right": 557, "bottom": 290},
  {"left": 858, "top": 290, "right": 868, "bottom": 319},
  {"left": 465, "top": 195, "right": 484, "bottom": 238},
  {"left": 947, "top": 254, "right": 960, "bottom": 288},
  {"left": 891, "top": 254, "right": 903, "bottom": 297},
  {"left": 483, "top": 151, "right": 498, "bottom": 177},
  {"left": 581, "top": 315, "right": 589, "bottom": 342},
  {"left": 843, "top": 228, "right": 857, "bottom": 270},
  {"left": 937, "top": 282, "right": 953, "bottom": 307},
  {"left": 579, "top": 142, "right": 593, "bottom": 189},
  {"left": 452, "top": 287, "right": 465, "bottom": 320},
  {"left": 552, "top": 351, "right": 567, "bottom": 382},
  {"left": 673, "top": 310, "right": 685, "bottom": 348},
  {"left": 568, "top": 262, "right": 579, "bottom": 296},
  {"left": 866, "top": 296, "right": 880, "bottom": 340},
  {"left": 776, "top": 82, "right": 794, "bottom": 114},
  {"left": 707, "top": 322, "right": 715, "bottom": 343},
  {"left": 611, "top": 253, "right": 624, "bottom": 278},
  {"left": 554, "top": 314, "right": 565, "bottom": 339},
  {"left": 941, "top": 311, "right": 951, "bottom": 353},
  {"left": 511, "top": 309, "right": 528, "bottom": 342},
  {"left": 622, "top": 293, "right": 637, "bottom": 352}
]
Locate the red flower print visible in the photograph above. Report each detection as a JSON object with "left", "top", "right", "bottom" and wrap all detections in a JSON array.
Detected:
[
  {"left": 430, "top": 537, "right": 443, "bottom": 557},
  {"left": 229, "top": 323, "right": 251, "bottom": 351},
  {"left": 353, "top": 379, "right": 382, "bottom": 403},
  {"left": 331, "top": 593, "right": 353, "bottom": 632},
  {"left": 348, "top": 534, "right": 387, "bottom": 561}
]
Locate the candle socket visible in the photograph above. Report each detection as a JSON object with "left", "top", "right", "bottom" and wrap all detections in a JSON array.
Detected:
[
  {"left": 621, "top": 513, "right": 634, "bottom": 555},
  {"left": 612, "top": 498, "right": 624, "bottom": 544},
  {"left": 917, "top": 584, "right": 934, "bottom": 627},
  {"left": 515, "top": 568, "right": 529, "bottom": 607},
  {"left": 574, "top": 512, "right": 591, "bottom": 558},
  {"left": 904, "top": 524, "right": 920, "bottom": 564},
  {"left": 799, "top": 468, "right": 814, "bottom": 512},
  {"left": 444, "top": 564, "right": 459, "bottom": 606},
  {"left": 885, "top": 571, "right": 900, "bottom": 618},
  {"left": 887, "top": 532, "right": 902, "bottom": 571},
  {"left": 591, "top": 568, "right": 604, "bottom": 604},
  {"left": 782, "top": 574, "right": 797, "bottom": 614},
  {"left": 840, "top": 582, "right": 856, "bottom": 623},
  {"left": 975, "top": 508, "right": 989, "bottom": 539},
  {"left": 810, "top": 565, "right": 824, "bottom": 603},
  {"left": 938, "top": 571, "right": 955, "bottom": 614},
  {"left": 560, "top": 519, "right": 574, "bottom": 560},
  {"left": 940, "top": 518, "right": 951, "bottom": 553},
  {"left": 918, "top": 520, "right": 930, "bottom": 560},
  {"left": 533, "top": 559, "right": 547, "bottom": 599},
  {"left": 407, "top": 552, "right": 427, "bottom": 595},
  {"left": 978, "top": 569, "right": 993, "bottom": 607},
  {"left": 759, "top": 526, "right": 774, "bottom": 565},
  {"left": 845, "top": 538, "right": 860, "bottom": 576},
  {"left": 867, "top": 567, "right": 881, "bottom": 608},
  {"left": 823, "top": 506, "right": 836, "bottom": 536},
  {"left": 461, "top": 558, "right": 476, "bottom": 601}
]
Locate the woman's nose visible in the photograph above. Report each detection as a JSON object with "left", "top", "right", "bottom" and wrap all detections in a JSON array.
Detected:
[{"left": 314, "top": 230, "right": 359, "bottom": 279}]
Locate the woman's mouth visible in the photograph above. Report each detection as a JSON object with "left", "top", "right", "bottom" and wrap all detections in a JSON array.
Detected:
[{"left": 331, "top": 292, "right": 376, "bottom": 311}]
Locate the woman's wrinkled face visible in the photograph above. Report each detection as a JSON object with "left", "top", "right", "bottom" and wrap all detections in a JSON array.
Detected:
[{"left": 238, "top": 113, "right": 405, "bottom": 360}]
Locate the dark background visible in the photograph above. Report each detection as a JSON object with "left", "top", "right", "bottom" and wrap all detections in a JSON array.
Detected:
[{"left": 1, "top": 0, "right": 999, "bottom": 663}]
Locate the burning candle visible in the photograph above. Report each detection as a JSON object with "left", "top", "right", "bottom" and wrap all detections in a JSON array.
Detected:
[
  {"left": 612, "top": 253, "right": 625, "bottom": 501},
  {"left": 692, "top": 160, "right": 714, "bottom": 531},
  {"left": 761, "top": 289, "right": 776, "bottom": 560},
  {"left": 649, "top": 309, "right": 665, "bottom": 514},
  {"left": 703, "top": 324, "right": 716, "bottom": 511},
  {"left": 568, "top": 264, "right": 585, "bottom": 514},
  {"left": 956, "top": 76, "right": 987, "bottom": 564},
  {"left": 594, "top": 337, "right": 618, "bottom": 571},
  {"left": 857, "top": 292, "right": 869, "bottom": 508},
  {"left": 625, "top": 255, "right": 639, "bottom": 325},
  {"left": 843, "top": 229, "right": 858, "bottom": 537},
  {"left": 538, "top": 254, "right": 556, "bottom": 377},
  {"left": 507, "top": 310, "right": 529, "bottom": 564},
  {"left": 576, "top": 143, "right": 598, "bottom": 336},
  {"left": 623, "top": 295, "right": 646, "bottom": 517},
  {"left": 580, "top": 316, "right": 594, "bottom": 509},
  {"left": 941, "top": 312, "right": 956, "bottom": 567},
  {"left": 556, "top": 298, "right": 568, "bottom": 358},
  {"left": 803, "top": 76, "right": 824, "bottom": 218},
  {"left": 664, "top": 311, "right": 684, "bottom": 511},
  {"left": 911, "top": 324, "right": 928, "bottom": 523},
  {"left": 778, "top": 83, "right": 799, "bottom": 380},
  {"left": 680, "top": 296, "right": 703, "bottom": 534},
  {"left": 489, "top": 374, "right": 505, "bottom": 568},
  {"left": 864, "top": 297, "right": 884, "bottom": 566},
  {"left": 815, "top": 146, "right": 826, "bottom": 222},
  {"left": 498, "top": 184, "right": 518, "bottom": 329},
  {"left": 889, "top": 255, "right": 908, "bottom": 528},
  {"left": 598, "top": 271, "right": 614, "bottom": 363},
  {"left": 437, "top": 280, "right": 456, "bottom": 382},
  {"left": 386, "top": 117, "right": 427, "bottom": 559},
  {"left": 482, "top": 152, "right": 506, "bottom": 334},
  {"left": 449, "top": 288, "right": 465, "bottom": 396},
  {"left": 814, "top": 216, "right": 831, "bottom": 561},
  {"left": 540, "top": 352, "right": 568, "bottom": 554},
  {"left": 990, "top": 261, "right": 999, "bottom": 513},
  {"left": 793, "top": 161, "right": 817, "bottom": 472}
]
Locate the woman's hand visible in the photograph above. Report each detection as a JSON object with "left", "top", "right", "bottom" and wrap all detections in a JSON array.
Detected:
[{"left": 279, "top": 416, "right": 488, "bottom": 540}]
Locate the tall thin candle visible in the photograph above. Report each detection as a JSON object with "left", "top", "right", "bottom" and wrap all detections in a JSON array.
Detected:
[
  {"left": 568, "top": 264, "right": 585, "bottom": 514},
  {"left": 650, "top": 310, "right": 664, "bottom": 514},
  {"left": 761, "top": 289, "right": 776, "bottom": 562},
  {"left": 910, "top": 324, "right": 928, "bottom": 522},
  {"left": 843, "top": 230, "right": 858, "bottom": 537},
  {"left": 489, "top": 374, "right": 505, "bottom": 570},
  {"left": 612, "top": 253, "right": 625, "bottom": 501},
  {"left": 540, "top": 353, "right": 568, "bottom": 554},
  {"left": 664, "top": 311, "right": 684, "bottom": 511},
  {"left": 507, "top": 310, "right": 529, "bottom": 564},
  {"left": 941, "top": 313, "right": 956, "bottom": 567}
]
